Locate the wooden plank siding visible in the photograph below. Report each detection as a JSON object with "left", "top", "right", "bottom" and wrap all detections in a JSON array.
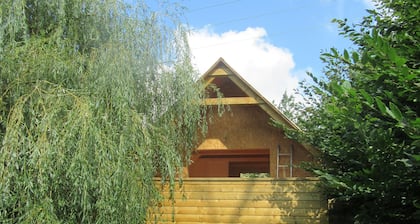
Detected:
[{"left": 149, "top": 178, "right": 327, "bottom": 224}]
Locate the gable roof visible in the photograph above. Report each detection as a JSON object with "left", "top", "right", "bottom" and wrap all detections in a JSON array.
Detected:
[{"left": 201, "top": 57, "right": 300, "bottom": 130}]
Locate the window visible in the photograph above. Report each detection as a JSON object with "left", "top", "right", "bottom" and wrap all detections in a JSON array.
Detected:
[{"left": 188, "top": 149, "right": 270, "bottom": 178}]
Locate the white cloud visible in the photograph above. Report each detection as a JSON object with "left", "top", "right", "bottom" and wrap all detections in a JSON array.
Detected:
[
  {"left": 361, "top": 0, "right": 376, "bottom": 9},
  {"left": 188, "top": 26, "right": 299, "bottom": 104}
]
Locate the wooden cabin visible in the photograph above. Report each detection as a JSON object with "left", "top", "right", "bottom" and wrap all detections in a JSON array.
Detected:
[
  {"left": 151, "top": 58, "right": 326, "bottom": 224},
  {"left": 187, "top": 57, "right": 316, "bottom": 178}
]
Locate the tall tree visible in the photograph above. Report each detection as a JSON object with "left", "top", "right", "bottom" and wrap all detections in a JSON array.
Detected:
[
  {"left": 286, "top": 0, "right": 419, "bottom": 223},
  {"left": 0, "top": 0, "right": 205, "bottom": 223}
]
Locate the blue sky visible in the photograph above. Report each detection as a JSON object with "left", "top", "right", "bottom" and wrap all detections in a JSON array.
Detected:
[
  {"left": 186, "top": 0, "right": 371, "bottom": 73},
  {"left": 180, "top": 0, "right": 375, "bottom": 103}
]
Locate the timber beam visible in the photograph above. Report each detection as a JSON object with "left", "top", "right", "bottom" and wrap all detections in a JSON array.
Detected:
[{"left": 204, "top": 97, "right": 261, "bottom": 105}]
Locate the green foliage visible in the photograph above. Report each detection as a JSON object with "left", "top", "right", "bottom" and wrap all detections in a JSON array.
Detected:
[
  {"left": 0, "top": 0, "right": 206, "bottom": 223},
  {"left": 276, "top": 91, "right": 304, "bottom": 124},
  {"left": 292, "top": 0, "right": 420, "bottom": 223}
]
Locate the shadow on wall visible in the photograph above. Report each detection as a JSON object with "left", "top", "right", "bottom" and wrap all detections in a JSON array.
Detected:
[{"left": 257, "top": 178, "right": 328, "bottom": 224}]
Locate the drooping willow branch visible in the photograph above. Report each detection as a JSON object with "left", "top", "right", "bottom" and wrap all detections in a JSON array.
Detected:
[{"left": 0, "top": 1, "right": 206, "bottom": 223}]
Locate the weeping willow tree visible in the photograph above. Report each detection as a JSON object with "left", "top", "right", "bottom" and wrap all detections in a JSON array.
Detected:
[{"left": 0, "top": 0, "right": 206, "bottom": 223}]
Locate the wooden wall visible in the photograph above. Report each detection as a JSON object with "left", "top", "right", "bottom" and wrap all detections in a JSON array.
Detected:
[
  {"left": 194, "top": 105, "right": 313, "bottom": 178},
  {"left": 149, "top": 178, "right": 327, "bottom": 224}
]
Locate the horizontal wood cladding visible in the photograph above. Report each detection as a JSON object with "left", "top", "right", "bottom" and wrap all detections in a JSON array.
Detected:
[
  {"left": 149, "top": 178, "right": 327, "bottom": 224},
  {"left": 156, "top": 215, "right": 322, "bottom": 224},
  {"left": 159, "top": 199, "right": 323, "bottom": 209}
]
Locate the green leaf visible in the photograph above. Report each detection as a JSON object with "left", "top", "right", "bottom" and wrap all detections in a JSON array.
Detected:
[
  {"left": 343, "top": 49, "right": 350, "bottom": 61},
  {"left": 360, "top": 89, "right": 374, "bottom": 106},
  {"left": 352, "top": 51, "right": 359, "bottom": 63},
  {"left": 388, "top": 102, "right": 403, "bottom": 122},
  {"left": 331, "top": 48, "right": 339, "bottom": 57},
  {"left": 375, "top": 97, "right": 387, "bottom": 114}
]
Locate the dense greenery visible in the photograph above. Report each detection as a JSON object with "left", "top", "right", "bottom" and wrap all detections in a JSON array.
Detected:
[
  {"left": 280, "top": 0, "right": 419, "bottom": 223},
  {"left": 0, "top": 0, "right": 205, "bottom": 223}
]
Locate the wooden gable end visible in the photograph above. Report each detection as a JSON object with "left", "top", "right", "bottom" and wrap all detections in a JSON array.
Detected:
[{"left": 201, "top": 58, "right": 299, "bottom": 130}]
